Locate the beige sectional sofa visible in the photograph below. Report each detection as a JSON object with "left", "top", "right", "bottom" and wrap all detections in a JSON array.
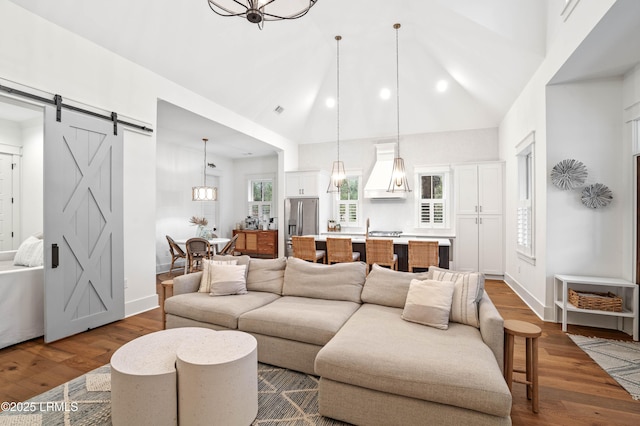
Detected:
[{"left": 164, "top": 256, "right": 512, "bottom": 425}]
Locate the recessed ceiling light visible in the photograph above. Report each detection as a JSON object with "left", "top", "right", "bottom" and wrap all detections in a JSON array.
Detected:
[
  {"left": 379, "top": 88, "right": 391, "bottom": 100},
  {"left": 436, "top": 80, "right": 448, "bottom": 92},
  {"left": 325, "top": 97, "right": 336, "bottom": 108},
  {"left": 274, "top": 105, "right": 284, "bottom": 114}
]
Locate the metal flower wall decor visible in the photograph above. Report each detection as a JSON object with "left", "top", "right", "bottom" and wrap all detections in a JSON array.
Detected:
[
  {"left": 581, "top": 183, "right": 613, "bottom": 209},
  {"left": 550, "top": 159, "right": 588, "bottom": 190},
  {"left": 550, "top": 158, "right": 613, "bottom": 209}
]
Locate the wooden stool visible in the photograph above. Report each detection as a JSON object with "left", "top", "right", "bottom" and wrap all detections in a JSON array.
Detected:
[
  {"left": 503, "top": 319, "right": 542, "bottom": 413},
  {"left": 160, "top": 279, "right": 174, "bottom": 329}
]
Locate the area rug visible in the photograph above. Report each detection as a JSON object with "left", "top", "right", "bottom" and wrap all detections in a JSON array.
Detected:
[
  {"left": 0, "top": 363, "right": 349, "bottom": 425},
  {"left": 569, "top": 334, "right": 640, "bottom": 400}
]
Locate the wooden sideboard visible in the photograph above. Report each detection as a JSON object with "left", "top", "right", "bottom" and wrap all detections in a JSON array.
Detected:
[{"left": 232, "top": 229, "right": 278, "bottom": 258}]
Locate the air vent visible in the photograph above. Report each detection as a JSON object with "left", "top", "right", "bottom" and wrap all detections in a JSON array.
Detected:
[{"left": 274, "top": 105, "right": 284, "bottom": 114}]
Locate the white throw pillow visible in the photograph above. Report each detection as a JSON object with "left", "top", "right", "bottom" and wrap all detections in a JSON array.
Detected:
[
  {"left": 428, "top": 266, "right": 484, "bottom": 328},
  {"left": 198, "top": 259, "right": 239, "bottom": 293},
  {"left": 209, "top": 264, "right": 248, "bottom": 296},
  {"left": 402, "top": 279, "right": 455, "bottom": 330},
  {"left": 13, "top": 236, "right": 44, "bottom": 267}
]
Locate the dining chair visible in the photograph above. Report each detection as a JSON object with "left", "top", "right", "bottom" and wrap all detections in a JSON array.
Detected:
[
  {"left": 365, "top": 238, "right": 398, "bottom": 272},
  {"left": 217, "top": 234, "right": 239, "bottom": 256},
  {"left": 291, "top": 236, "right": 325, "bottom": 263},
  {"left": 166, "top": 235, "right": 187, "bottom": 277},
  {"left": 185, "top": 237, "right": 211, "bottom": 273},
  {"left": 407, "top": 240, "right": 439, "bottom": 272},
  {"left": 326, "top": 237, "right": 360, "bottom": 264}
]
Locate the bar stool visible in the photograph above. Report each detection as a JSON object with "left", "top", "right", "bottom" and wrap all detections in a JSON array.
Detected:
[
  {"left": 326, "top": 237, "right": 360, "bottom": 264},
  {"left": 503, "top": 319, "right": 542, "bottom": 413},
  {"left": 291, "top": 236, "right": 326, "bottom": 263}
]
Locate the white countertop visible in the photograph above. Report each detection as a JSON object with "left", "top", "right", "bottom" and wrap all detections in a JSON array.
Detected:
[{"left": 314, "top": 234, "right": 451, "bottom": 246}]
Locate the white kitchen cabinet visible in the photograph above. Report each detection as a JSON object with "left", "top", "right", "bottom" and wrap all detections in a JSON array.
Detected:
[
  {"left": 285, "top": 171, "right": 329, "bottom": 198},
  {"left": 454, "top": 162, "right": 504, "bottom": 275},
  {"left": 454, "top": 163, "right": 502, "bottom": 215}
]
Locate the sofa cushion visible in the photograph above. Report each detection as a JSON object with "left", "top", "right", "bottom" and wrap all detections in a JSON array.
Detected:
[
  {"left": 402, "top": 279, "right": 455, "bottom": 330},
  {"left": 315, "top": 304, "right": 512, "bottom": 418},
  {"left": 282, "top": 257, "right": 366, "bottom": 303},
  {"left": 164, "top": 291, "right": 279, "bottom": 329},
  {"left": 428, "top": 266, "right": 485, "bottom": 328},
  {"left": 247, "top": 257, "right": 286, "bottom": 295},
  {"left": 238, "top": 296, "right": 361, "bottom": 346},
  {"left": 361, "top": 264, "right": 429, "bottom": 308}
]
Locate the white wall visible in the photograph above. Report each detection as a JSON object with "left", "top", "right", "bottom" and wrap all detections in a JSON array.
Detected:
[
  {"left": 299, "top": 128, "right": 498, "bottom": 235},
  {"left": 0, "top": 0, "right": 297, "bottom": 317},
  {"left": 499, "top": 0, "right": 619, "bottom": 319},
  {"left": 20, "top": 117, "right": 43, "bottom": 240},
  {"left": 155, "top": 139, "right": 235, "bottom": 273}
]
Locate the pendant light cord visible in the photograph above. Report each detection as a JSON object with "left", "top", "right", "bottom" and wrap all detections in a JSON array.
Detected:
[
  {"left": 202, "top": 138, "right": 208, "bottom": 186},
  {"left": 336, "top": 35, "right": 341, "bottom": 163},
  {"left": 395, "top": 23, "right": 401, "bottom": 158}
]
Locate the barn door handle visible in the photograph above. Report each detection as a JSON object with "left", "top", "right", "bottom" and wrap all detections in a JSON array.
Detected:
[{"left": 52, "top": 244, "right": 59, "bottom": 268}]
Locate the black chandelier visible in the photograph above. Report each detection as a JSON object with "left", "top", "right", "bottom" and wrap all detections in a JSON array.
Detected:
[{"left": 207, "top": 0, "right": 319, "bottom": 29}]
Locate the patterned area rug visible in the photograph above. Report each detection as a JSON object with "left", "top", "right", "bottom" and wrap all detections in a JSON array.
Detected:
[
  {"left": 0, "top": 364, "right": 350, "bottom": 425},
  {"left": 569, "top": 334, "right": 640, "bottom": 400}
]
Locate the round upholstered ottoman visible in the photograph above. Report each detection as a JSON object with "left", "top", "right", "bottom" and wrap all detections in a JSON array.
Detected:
[
  {"left": 176, "top": 330, "right": 258, "bottom": 426},
  {"left": 110, "top": 328, "right": 217, "bottom": 426}
]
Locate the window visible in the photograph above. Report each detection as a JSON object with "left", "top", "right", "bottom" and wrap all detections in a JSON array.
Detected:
[
  {"left": 516, "top": 131, "right": 535, "bottom": 262},
  {"left": 335, "top": 176, "right": 361, "bottom": 226},
  {"left": 415, "top": 167, "right": 450, "bottom": 229},
  {"left": 249, "top": 178, "right": 273, "bottom": 219}
]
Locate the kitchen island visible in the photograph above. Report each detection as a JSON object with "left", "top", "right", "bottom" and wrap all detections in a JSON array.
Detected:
[{"left": 313, "top": 234, "right": 451, "bottom": 271}]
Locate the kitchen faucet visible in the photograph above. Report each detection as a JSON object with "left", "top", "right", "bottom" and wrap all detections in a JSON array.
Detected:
[{"left": 366, "top": 218, "right": 370, "bottom": 238}]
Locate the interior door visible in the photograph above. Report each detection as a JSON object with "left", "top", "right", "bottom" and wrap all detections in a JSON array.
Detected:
[
  {"left": 43, "top": 106, "right": 124, "bottom": 342},
  {"left": 0, "top": 153, "right": 13, "bottom": 250}
]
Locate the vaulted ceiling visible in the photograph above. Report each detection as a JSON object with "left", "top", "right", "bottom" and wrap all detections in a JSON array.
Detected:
[{"left": 10, "top": 0, "right": 552, "bottom": 149}]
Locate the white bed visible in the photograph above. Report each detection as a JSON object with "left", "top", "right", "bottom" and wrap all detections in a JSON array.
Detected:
[{"left": 0, "top": 250, "right": 44, "bottom": 349}]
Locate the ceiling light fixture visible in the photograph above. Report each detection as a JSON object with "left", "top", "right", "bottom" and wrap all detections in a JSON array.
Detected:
[
  {"left": 207, "top": 0, "right": 318, "bottom": 30},
  {"left": 327, "top": 35, "right": 347, "bottom": 193},
  {"left": 388, "top": 23, "right": 411, "bottom": 193},
  {"left": 436, "top": 80, "right": 449, "bottom": 92},
  {"left": 192, "top": 138, "right": 218, "bottom": 201},
  {"left": 379, "top": 88, "right": 391, "bottom": 100},
  {"left": 325, "top": 97, "right": 336, "bottom": 108}
]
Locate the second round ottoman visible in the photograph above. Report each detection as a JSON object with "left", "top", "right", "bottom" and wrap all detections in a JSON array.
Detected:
[{"left": 176, "top": 330, "right": 258, "bottom": 426}]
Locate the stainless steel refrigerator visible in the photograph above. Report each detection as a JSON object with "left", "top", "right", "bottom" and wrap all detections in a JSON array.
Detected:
[{"left": 284, "top": 197, "right": 319, "bottom": 256}]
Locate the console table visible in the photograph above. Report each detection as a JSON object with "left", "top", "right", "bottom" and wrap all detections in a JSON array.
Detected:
[{"left": 553, "top": 274, "right": 638, "bottom": 341}]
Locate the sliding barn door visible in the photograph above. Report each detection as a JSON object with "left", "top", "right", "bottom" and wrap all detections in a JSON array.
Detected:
[{"left": 43, "top": 106, "right": 124, "bottom": 342}]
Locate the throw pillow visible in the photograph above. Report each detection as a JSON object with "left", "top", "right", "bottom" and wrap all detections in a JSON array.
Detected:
[
  {"left": 209, "top": 263, "right": 248, "bottom": 296},
  {"left": 402, "top": 279, "right": 455, "bottom": 330},
  {"left": 13, "top": 236, "right": 44, "bottom": 267},
  {"left": 198, "top": 259, "right": 238, "bottom": 293},
  {"left": 427, "top": 266, "right": 485, "bottom": 328},
  {"left": 361, "top": 264, "right": 430, "bottom": 308}
]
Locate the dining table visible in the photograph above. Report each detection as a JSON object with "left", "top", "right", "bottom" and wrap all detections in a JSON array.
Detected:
[{"left": 175, "top": 237, "right": 231, "bottom": 274}]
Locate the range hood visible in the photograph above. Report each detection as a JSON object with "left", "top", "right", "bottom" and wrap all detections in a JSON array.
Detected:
[{"left": 364, "top": 143, "right": 407, "bottom": 199}]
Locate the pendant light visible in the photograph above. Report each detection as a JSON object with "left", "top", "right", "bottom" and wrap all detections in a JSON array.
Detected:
[
  {"left": 327, "top": 35, "right": 347, "bottom": 193},
  {"left": 388, "top": 23, "right": 411, "bottom": 193},
  {"left": 192, "top": 138, "right": 218, "bottom": 201}
]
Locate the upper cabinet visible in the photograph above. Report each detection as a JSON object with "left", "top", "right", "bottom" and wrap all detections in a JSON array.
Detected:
[
  {"left": 285, "top": 171, "right": 329, "bottom": 198},
  {"left": 454, "top": 163, "right": 503, "bottom": 215}
]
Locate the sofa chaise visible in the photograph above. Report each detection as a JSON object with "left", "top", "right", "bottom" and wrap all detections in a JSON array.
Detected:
[{"left": 164, "top": 256, "right": 512, "bottom": 425}]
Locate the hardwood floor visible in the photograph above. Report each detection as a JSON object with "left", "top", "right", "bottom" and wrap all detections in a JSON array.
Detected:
[{"left": 1, "top": 277, "right": 639, "bottom": 425}]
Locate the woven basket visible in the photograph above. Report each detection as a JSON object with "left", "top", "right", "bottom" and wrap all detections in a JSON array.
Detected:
[{"left": 568, "top": 288, "right": 623, "bottom": 312}]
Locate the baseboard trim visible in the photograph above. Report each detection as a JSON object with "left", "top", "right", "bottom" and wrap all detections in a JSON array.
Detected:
[
  {"left": 503, "top": 272, "right": 547, "bottom": 320},
  {"left": 125, "top": 294, "right": 158, "bottom": 318}
]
